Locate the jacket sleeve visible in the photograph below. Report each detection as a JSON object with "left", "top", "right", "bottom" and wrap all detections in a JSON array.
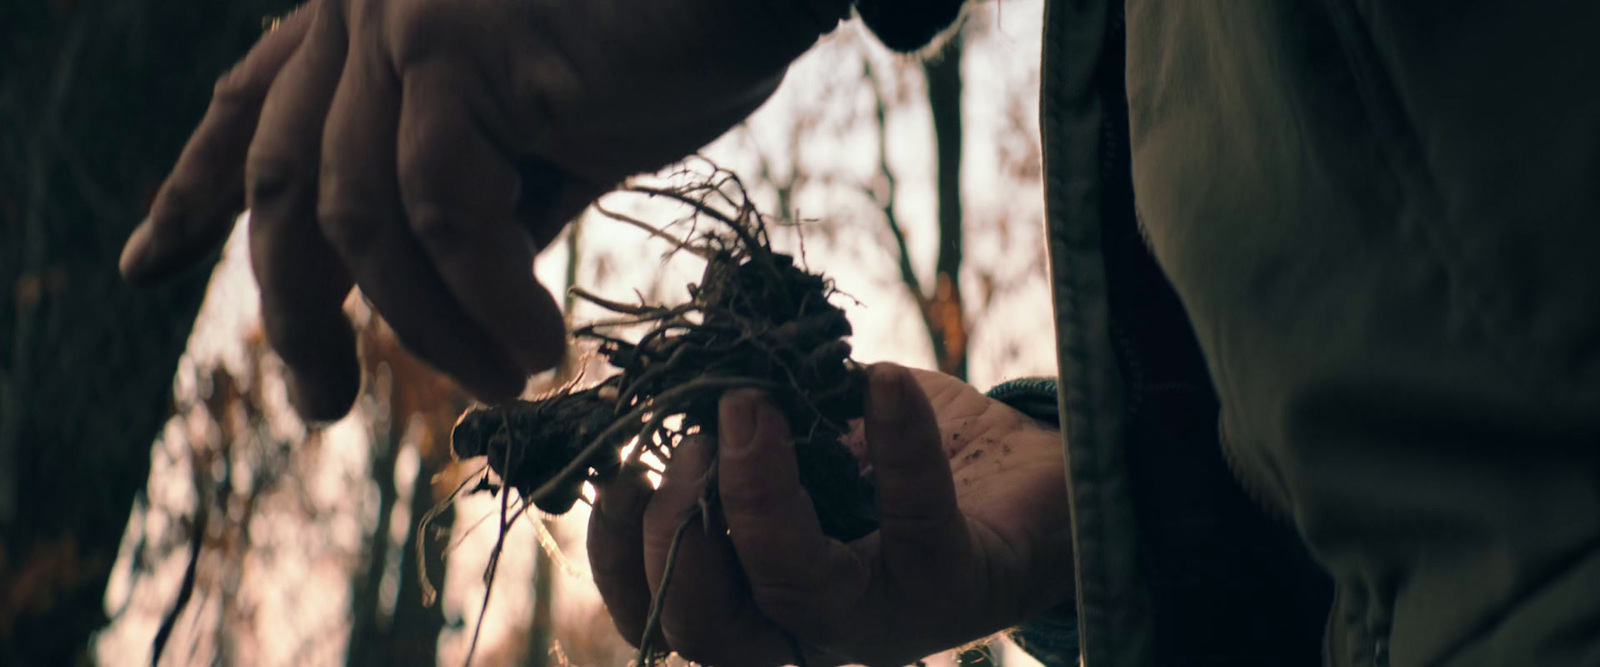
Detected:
[
  {"left": 852, "top": 0, "right": 966, "bottom": 53},
  {"left": 985, "top": 377, "right": 1080, "bottom": 667}
]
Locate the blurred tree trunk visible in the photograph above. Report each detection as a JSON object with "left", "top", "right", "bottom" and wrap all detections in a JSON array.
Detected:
[
  {"left": 0, "top": 0, "right": 295, "bottom": 663},
  {"left": 348, "top": 325, "right": 462, "bottom": 666},
  {"left": 386, "top": 456, "right": 452, "bottom": 666},
  {"left": 928, "top": 37, "right": 999, "bottom": 665},
  {"left": 869, "top": 34, "right": 970, "bottom": 381},
  {"left": 922, "top": 35, "right": 968, "bottom": 381},
  {"left": 345, "top": 409, "right": 453, "bottom": 667},
  {"left": 347, "top": 377, "right": 404, "bottom": 667},
  {"left": 526, "top": 542, "right": 553, "bottom": 667}
]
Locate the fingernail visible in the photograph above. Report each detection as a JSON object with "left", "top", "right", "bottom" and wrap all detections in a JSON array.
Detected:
[
  {"left": 465, "top": 362, "right": 530, "bottom": 406},
  {"left": 287, "top": 367, "right": 360, "bottom": 426},
  {"left": 512, "top": 336, "right": 566, "bottom": 375},
  {"left": 869, "top": 364, "right": 910, "bottom": 422},
  {"left": 718, "top": 389, "right": 763, "bottom": 451},
  {"left": 118, "top": 218, "right": 157, "bottom": 280},
  {"left": 508, "top": 287, "right": 571, "bottom": 374}
]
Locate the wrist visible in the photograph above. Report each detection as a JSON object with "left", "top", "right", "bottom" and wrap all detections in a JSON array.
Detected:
[
  {"left": 689, "top": 0, "right": 847, "bottom": 74},
  {"left": 855, "top": 0, "right": 967, "bottom": 53},
  {"left": 793, "top": 0, "right": 853, "bottom": 34}
]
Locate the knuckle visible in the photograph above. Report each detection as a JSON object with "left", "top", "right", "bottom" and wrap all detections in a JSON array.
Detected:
[
  {"left": 403, "top": 200, "right": 469, "bottom": 258},
  {"left": 211, "top": 66, "right": 254, "bottom": 106},
  {"left": 244, "top": 151, "right": 304, "bottom": 210},
  {"left": 721, "top": 480, "right": 794, "bottom": 523},
  {"left": 210, "top": 56, "right": 277, "bottom": 111},
  {"left": 390, "top": 1, "right": 478, "bottom": 67},
  {"left": 751, "top": 577, "right": 827, "bottom": 623},
  {"left": 315, "top": 187, "right": 381, "bottom": 253},
  {"left": 506, "top": 47, "right": 583, "bottom": 126},
  {"left": 641, "top": 511, "right": 691, "bottom": 557}
]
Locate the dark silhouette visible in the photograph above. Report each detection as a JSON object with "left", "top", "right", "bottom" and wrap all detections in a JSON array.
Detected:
[{"left": 0, "top": 1, "right": 297, "bottom": 662}]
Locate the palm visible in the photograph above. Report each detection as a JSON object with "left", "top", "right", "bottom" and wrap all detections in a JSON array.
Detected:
[
  {"left": 910, "top": 369, "right": 1068, "bottom": 538},
  {"left": 844, "top": 369, "right": 1068, "bottom": 573},
  {"left": 820, "top": 370, "right": 1070, "bottom": 665},
  {"left": 589, "top": 364, "right": 1071, "bottom": 667}
]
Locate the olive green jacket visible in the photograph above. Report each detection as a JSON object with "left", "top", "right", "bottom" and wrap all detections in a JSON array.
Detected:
[
  {"left": 866, "top": 1, "right": 1600, "bottom": 665},
  {"left": 1042, "top": 2, "right": 1600, "bottom": 667},
  {"left": 1035, "top": 3, "right": 1332, "bottom": 665}
]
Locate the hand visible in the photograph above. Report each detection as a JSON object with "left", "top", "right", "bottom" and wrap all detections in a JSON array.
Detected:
[
  {"left": 119, "top": 0, "right": 847, "bottom": 421},
  {"left": 587, "top": 363, "right": 1074, "bottom": 666}
]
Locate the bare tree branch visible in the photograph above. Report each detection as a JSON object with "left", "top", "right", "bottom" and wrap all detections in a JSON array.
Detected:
[
  {"left": 923, "top": 35, "right": 970, "bottom": 379},
  {"left": 862, "top": 58, "right": 927, "bottom": 307}
]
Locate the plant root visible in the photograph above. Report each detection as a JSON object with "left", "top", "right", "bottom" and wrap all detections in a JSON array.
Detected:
[{"left": 447, "top": 165, "right": 878, "bottom": 666}]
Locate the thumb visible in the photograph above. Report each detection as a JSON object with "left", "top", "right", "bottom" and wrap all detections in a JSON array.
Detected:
[{"left": 863, "top": 363, "right": 967, "bottom": 570}]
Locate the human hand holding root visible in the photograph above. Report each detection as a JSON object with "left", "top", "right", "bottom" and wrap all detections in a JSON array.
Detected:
[
  {"left": 117, "top": 0, "right": 847, "bottom": 421},
  {"left": 588, "top": 363, "right": 1073, "bottom": 666}
]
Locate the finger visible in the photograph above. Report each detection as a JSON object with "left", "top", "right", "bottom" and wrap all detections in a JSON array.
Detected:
[
  {"left": 122, "top": 5, "right": 314, "bottom": 283},
  {"left": 717, "top": 391, "right": 867, "bottom": 636},
  {"left": 246, "top": 0, "right": 359, "bottom": 422},
  {"left": 513, "top": 157, "right": 610, "bottom": 250},
  {"left": 587, "top": 463, "right": 655, "bottom": 648},
  {"left": 318, "top": 34, "right": 524, "bottom": 403},
  {"left": 643, "top": 436, "right": 796, "bottom": 666},
  {"left": 398, "top": 60, "right": 566, "bottom": 374},
  {"left": 863, "top": 363, "right": 969, "bottom": 572},
  {"left": 840, "top": 417, "right": 868, "bottom": 463}
]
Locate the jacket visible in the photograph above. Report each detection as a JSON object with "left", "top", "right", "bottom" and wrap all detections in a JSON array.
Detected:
[
  {"left": 869, "top": 1, "right": 1600, "bottom": 666},
  {"left": 1029, "top": 3, "right": 1332, "bottom": 665}
]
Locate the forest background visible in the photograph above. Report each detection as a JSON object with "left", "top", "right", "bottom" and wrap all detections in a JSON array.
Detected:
[{"left": 0, "top": 1, "right": 1055, "bottom": 664}]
